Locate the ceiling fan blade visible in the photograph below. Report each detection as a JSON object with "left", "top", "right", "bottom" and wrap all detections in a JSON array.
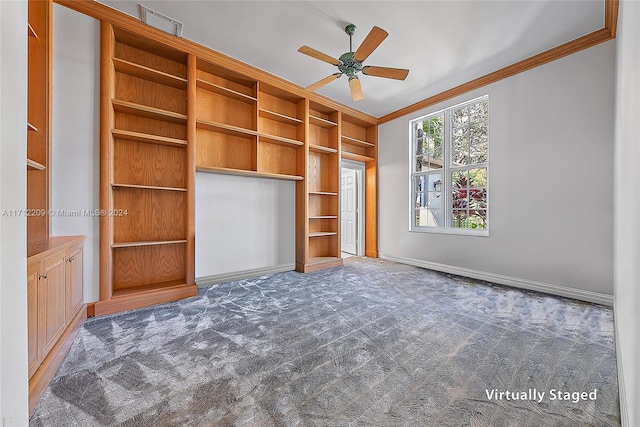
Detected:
[
  {"left": 298, "top": 46, "right": 341, "bottom": 66},
  {"left": 354, "top": 26, "right": 388, "bottom": 62},
  {"left": 349, "top": 76, "right": 364, "bottom": 101},
  {"left": 306, "top": 73, "right": 342, "bottom": 92},
  {"left": 362, "top": 66, "right": 409, "bottom": 80}
]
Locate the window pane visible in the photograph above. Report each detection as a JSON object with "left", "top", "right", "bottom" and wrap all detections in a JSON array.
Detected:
[
  {"left": 451, "top": 210, "right": 468, "bottom": 228},
  {"left": 427, "top": 191, "right": 442, "bottom": 210},
  {"left": 469, "top": 209, "right": 487, "bottom": 229},
  {"left": 416, "top": 208, "right": 442, "bottom": 227},
  {"left": 414, "top": 192, "right": 426, "bottom": 209},
  {"left": 452, "top": 146, "right": 470, "bottom": 166},
  {"left": 468, "top": 168, "right": 487, "bottom": 187},
  {"left": 415, "top": 115, "right": 444, "bottom": 171},
  {"left": 469, "top": 142, "right": 488, "bottom": 164},
  {"left": 413, "top": 176, "right": 427, "bottom": 192}
]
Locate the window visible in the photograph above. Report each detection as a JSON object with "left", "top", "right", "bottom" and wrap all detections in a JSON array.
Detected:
[{"left": 410, "top": 95, "right": 489, "bottom": 235}]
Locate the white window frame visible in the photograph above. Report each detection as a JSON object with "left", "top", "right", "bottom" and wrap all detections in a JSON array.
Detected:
[{"left": 409, "top": 95, "right": 489, "bottom": 236}]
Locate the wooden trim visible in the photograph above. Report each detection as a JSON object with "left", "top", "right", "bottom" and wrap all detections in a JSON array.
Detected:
[
  {"left": 29, "top": 305, "right": 86, "bottom": 414},
  {"left": 53, "top": 0, "right": 376, "bottom": 124},
  {"left": 100, "top": 21, "right": 114, "bottom": 302},
  {"left": 93, "top": 284, "right": 198, "bottom": 316},
  {"left": 605, "top": 0, "right": 619, "bottom": 38},
  {"left": 186, "top": 53, "right": 196, "bottom": 287},
  {"left": 378, "top": 28, "right": 613, "bottom": 123},
  {"left": 365, "top": 126, "right": 378, "bottom": 257},
  {"left": 86, "top": 302, "right": 96, "bottom": 317}
]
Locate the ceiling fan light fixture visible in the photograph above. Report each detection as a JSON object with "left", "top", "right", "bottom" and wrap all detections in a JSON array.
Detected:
[{"left": 139, "top": 5, "right": 183, "bottom": 37}]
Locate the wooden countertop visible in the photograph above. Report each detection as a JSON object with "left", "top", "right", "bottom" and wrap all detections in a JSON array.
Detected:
[{"left": 27, "top": 235, "right": 87, "bottom": 261}]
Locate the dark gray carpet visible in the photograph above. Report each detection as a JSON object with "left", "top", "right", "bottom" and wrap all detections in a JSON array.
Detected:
[{"left": 30, "top": 257, "right": 619, "bottom": 426}]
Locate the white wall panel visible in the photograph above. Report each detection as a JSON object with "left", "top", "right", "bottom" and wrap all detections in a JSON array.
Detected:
[{"left": 379, "top": 41, "right": 615, "bottom": 296}]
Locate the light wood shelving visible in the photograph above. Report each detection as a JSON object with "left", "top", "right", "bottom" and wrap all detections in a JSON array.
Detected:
[
  {"left": 91, "top": 11, "right": 379, "bottom": 317},
  {"left": 341, "top": 113, "right": 378, "bottom": 257},
  {"left": 296, "top": 101, "right": 343, "bottom": 272},
  {"left": 27, "top": 159, "right": 46, "bottom": 170},
  {"left": 96, "top": 24, "right": 196, "bottom": 316}
]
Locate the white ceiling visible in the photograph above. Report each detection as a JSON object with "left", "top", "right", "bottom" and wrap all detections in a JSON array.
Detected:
[{"left": 98, "top": 0, "right": 604, "bottom": 118}]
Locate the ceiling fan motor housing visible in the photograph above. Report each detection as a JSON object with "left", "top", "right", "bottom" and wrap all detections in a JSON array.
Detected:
[{"left": 338, "top": 52, "right": 363, "bottom": 78}]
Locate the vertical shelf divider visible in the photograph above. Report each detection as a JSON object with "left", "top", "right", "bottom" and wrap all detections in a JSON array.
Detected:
[{"left": 186, "top": 53, "right": 197, "bottom": 286}]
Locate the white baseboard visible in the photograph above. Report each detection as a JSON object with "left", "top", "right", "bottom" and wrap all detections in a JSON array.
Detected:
[
  {"left": 196, "top": 263, "right": 295, "bottom": 287},
  {"left": 379, "top": 254, "right": 613, "bottom": 306}
]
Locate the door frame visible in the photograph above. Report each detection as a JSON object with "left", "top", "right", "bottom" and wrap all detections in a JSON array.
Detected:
[{"left": 341, "top": 159, "right": 365, "bottom": 256}]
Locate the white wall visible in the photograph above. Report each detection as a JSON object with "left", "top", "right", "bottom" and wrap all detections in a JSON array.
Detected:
[
  {"left": 0, "top": 0, "right": 29, "bottom": 424},
  {"left": 378, "top": 40, "right": 615, "bottom": 301},
  {"left": 614, "top": 0, "right": 640, "bottom": 424},
  {"left": 51, "top": 4, "right": 100, "bottom": 302},
  {"left": 195, "top": 173, "right": 295, "bottom": 279}
]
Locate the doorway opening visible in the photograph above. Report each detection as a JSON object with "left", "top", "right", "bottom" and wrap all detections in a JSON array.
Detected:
[{"left": 341, "top": 160, "right": 365, "bottom": 257}]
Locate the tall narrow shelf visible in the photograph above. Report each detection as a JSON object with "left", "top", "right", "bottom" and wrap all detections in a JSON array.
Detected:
[
  {"left": 297, "top": 101, "right": 342, "bottom": 272},
  {"left": 96, "top": 24, "right": 196, "bottom": 316},
  {"left": 341, "top": 113, "right": 378, "bottom": 257},
  {"left": 27, "top": 0, "right": 50, "bottom": 249}
]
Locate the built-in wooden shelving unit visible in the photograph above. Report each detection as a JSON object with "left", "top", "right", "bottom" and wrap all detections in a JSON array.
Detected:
[
  {"left": 296, "top": 100, "right": 342, "bottom": 272},
  {"left": 96, "top": 24, "right": 197, "bottom": 316},
  {"left": 341, "top": 113, "right": 378, "bottom": 257},
  {"left": 93, "top": 12, "right": 378, "bottom": 314}
]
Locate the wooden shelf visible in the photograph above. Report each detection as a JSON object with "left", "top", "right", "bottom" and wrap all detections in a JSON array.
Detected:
[
  {"left": 259, "top": 133, "right": 304, "bottom": 147},
  {"left": 27, "top": 122, "right": 38, "bottom": 132},
  {"left": 309, "top": 144, "right": 338, "bottom": 154},
  {"left": 309, "top": 115, "right": 337, "bottom": 128},
  {"left": 112, "top": 129, "right": 187, "bottom": 148},
  {"left": 259, "top": 109, "right": 302, "bottom": 125},
  {"left": 28, "top": 23, "right": 38, "bottom": 39},
  {"left": 113, "top": 58, "right": 187, "bottom": 89},
  {"left": 111, "top": 240, "right": 187, "bottom": 249},
  {"left": 196, "top": 119, "right": 257, "bottom": 139},
  {"left": 309, "top": 232, "right": 338, "bottom": 237},
  {"left": 111, "top": 183, "right": 188, "bottom": 192},
  {"left": 110, "top": 280, "right": 187, "bottom": 298},
  {"left": 197, "top": 166, "right": 303, "bottom": 181},
  {"left": 309, "top": 216, "right": 338, "bottom": 219},
  {"left": 27, "top": 159, "right": 45, "bottom": 170},
  {"left": 196, "top": 78, "right": 257, "bottom": 104},
  {"left": 341, "top": 135, "right": 375, "bottom": 148},
  {"left": 112, "top": 99, "right": 187, "bottom": 124},
  {"left": 309, "top": 191, "right": 338, "bottom": 196},
  {"left": 342, "top": 151, "right": 375, "bottom": 163}
]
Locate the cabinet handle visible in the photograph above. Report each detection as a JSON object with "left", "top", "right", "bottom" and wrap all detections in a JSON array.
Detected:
[
  {"left": 39, "top": 273, "right": 47, "bottom": 280},
  {"left": 68, "top": 256, "right": 75, "bottom": 262}
]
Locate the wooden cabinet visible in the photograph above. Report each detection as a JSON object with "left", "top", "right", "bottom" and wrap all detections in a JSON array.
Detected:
[
  {"left": 38, "top": 253, "right": 67, "bottom": 357},
  {"left": 27, "top": 236, "right": 87, "bottom": 414},
  {"left": 96, "top": 24, "right": 197, "bottom": 316},
  {"left": 27, "top": 263, "right": 39, "bottom": 378},
  {"left": 66, "top": 243, "right": 84, "bottom": 323}
]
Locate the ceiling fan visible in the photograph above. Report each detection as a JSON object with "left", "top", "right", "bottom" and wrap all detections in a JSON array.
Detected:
[{"left": 298, "top": 24, "right": 409, "bottom": 101}]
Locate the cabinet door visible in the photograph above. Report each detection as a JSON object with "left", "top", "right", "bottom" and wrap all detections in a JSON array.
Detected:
[
  {"left": 38, "top": 253, "right": 67, "bottom": 357},
  {"left": 27, "top": 261, "right": 39, "bottom": 378},
  {"left": 66, "top": 244, "right": 84, "bottom": 323}
]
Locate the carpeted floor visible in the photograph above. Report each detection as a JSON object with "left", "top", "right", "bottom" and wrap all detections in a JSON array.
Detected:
[{"left": 30, "top": 257, "right": 619, "bottom": 426}]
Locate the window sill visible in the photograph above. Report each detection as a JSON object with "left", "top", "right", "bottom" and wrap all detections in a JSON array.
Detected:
[{"left": 410, "top": 227, "right": 489, "bottom": 237}]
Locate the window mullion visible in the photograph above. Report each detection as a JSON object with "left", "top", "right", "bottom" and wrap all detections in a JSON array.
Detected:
[{"left": 444, "top": 109, "right": 451, "bottom": 228}]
